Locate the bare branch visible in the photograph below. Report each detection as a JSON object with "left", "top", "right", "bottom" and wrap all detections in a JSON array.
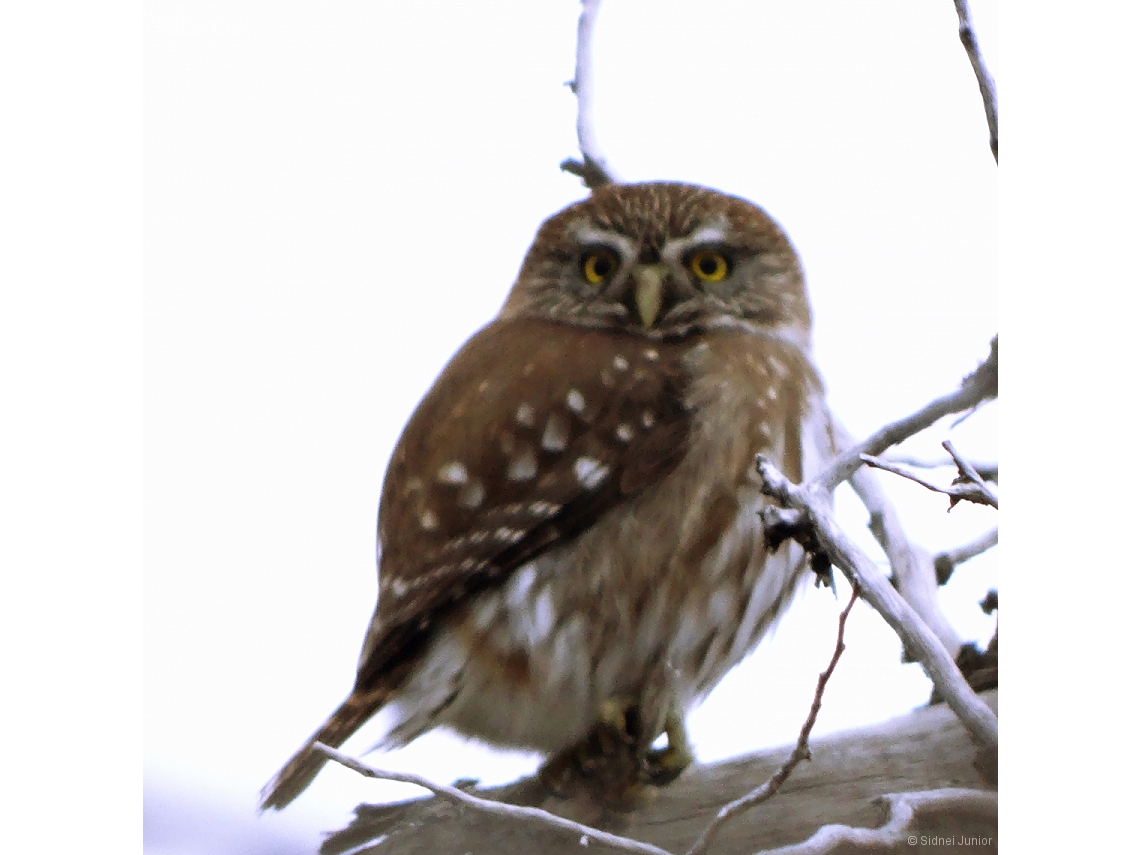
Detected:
[
  {"left": 816, "top": 337, "right": 997, "bottom": 494},
  {"left": 881, "top": 454, "right": 997, "bottom": 483},
  {"left": 952, "top": 0, "right": 999, "bottom": 162},
  {"left": 685, "top": 585, "right": 860, "bottom": 855},
  {"left": 755, "top": 459, "right": 999, "bottom": 750},
  {"left": 313, "top": 743, "right": 672, "bottom": 855},
  {"left": 860, "top": 453, "right": 997, "bottom": 509},
  {"left": 560, "top": 0, "right": 619, "bottom": 188},
  {"left": 755, "top": 788, "right": 997, "bottom": 855},
  {"left": 935, "top": 527, "right": 998, "bottom": 585},
  {"left": 942, "top": 441, "right": 999, "bottom": 508},
  {"left": 839, "top": 458, "right": 963, "bottom": 660}
]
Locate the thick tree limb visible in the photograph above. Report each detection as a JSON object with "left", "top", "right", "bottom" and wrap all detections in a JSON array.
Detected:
[
  {"left": 560, "top": 0, "right": 619, "bottom": 187},
  {"left": 323, "top": 692, "right": 997, "bottom": 855}
]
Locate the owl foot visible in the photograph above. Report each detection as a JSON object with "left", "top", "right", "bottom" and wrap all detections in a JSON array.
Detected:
[
  {"left": 538, "top": 697, "right": 644, "bottom": 809},
  {"left": 643, "top": 708, "right": 694, "bottom": 785},
  {"left": 538, "top": 699, "right": 692, "bottom": 811}
]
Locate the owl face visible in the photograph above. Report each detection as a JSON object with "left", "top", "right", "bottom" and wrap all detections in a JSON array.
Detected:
[{"left": 502, "top": 182, "right": 811, "bottom": 342}]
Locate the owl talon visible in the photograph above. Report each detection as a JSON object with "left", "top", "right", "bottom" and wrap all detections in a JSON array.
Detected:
[{"left": 643, "top": 709, "right": 694, "bottom": 785}]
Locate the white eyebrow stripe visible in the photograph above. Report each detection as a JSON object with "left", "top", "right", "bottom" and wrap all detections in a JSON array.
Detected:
[
  {"left": 567, "top": 224, "right": 638, "bottom": 262},
  {"left": 662, "top": 224, "right": 733, "bottom": 262}
]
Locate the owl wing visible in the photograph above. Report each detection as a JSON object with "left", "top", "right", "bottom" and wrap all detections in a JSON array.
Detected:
[{"left": 355, "top": 317, "right": 693, "bottom": 690}]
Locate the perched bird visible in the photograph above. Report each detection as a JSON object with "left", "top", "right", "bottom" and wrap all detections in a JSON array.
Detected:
[{"left": 260, "top": 181, "right": 831, "bottom": 811}]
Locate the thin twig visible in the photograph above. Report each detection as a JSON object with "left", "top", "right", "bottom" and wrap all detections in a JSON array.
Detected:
[
  {"left": 935, "top": 527, "right": 998, "bottom": 585},
  {"left": 952, "top": 0, "right": 999, "bottom": 162},
  {"left": 684, "top": 585, "right": 860, "bottom": 855},
  {"left": 881, "top": 454, "right": 997, "bottom": 483},
  {"left": 312, "top": 743, "right": 672, "bottom": 855},
  {"left": 560, "top": 0, "right": 619, "bottom": 187},
  {"left": 816, "top": 337, "right": 997, "bottom": 493},
  {"left": 755, "top": 458, "right": 999, "bottom": 750},
  {"left": 860, "top": 453, "right": 998, "bottom": 509},
  {"left": 942, "top": 440, "right": 999, "bottom": 508}
]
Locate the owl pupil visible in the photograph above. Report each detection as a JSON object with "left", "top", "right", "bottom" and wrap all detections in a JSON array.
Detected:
[
  {"left": 699, "top": 257, "right": 716, "bottom": 274},
  {"left": 594, "top": 256, "right": 612, "bottom": 275}
]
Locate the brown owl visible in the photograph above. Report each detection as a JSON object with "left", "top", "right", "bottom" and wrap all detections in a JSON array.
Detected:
[{"left": 260, "top": 182, "right": 830, "bottom": 811}]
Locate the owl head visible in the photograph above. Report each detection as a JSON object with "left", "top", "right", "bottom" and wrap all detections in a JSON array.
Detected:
[{"left": 501, "top": 182, "right": 811, "bottom": 343}]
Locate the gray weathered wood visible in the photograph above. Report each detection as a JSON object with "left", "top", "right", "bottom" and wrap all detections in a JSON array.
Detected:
[{"left": 322, "top": 691, "right": 997, "bottom": 855}]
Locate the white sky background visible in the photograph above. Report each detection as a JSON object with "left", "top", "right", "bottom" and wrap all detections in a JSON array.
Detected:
[{"left": 142, "top": 0, "right": 999, "bottom": 850}]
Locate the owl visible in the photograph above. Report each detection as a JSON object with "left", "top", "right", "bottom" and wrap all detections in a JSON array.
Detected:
[{"left": 260, "top": 182, "right": 830, "bottom": 811}]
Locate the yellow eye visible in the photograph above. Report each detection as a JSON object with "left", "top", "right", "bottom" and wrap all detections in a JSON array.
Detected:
[
  {"left": 581, "top": 248, "right": 619, "bottom": 285},
  {"left": 688, "top": 250, "right": 730, "bottom": 283}
]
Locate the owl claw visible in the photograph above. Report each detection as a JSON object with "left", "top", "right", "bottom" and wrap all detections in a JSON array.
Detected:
[
  {"left": 538, "top": 701, "right": 693, "bottom": 809},
  {"left": 643, "top": 708, "right": 694, "bottom": 785}
]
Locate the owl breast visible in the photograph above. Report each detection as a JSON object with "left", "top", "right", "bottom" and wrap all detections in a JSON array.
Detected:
[{"left": 379, "top": 329, "right": 829, "bottom": 753}]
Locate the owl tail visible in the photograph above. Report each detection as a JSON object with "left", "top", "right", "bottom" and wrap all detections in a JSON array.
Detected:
[{"left": 259, "top": 691, "right": 386, "bottom": 811}]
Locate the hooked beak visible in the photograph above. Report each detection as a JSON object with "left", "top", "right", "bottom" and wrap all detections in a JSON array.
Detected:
[{"left": 632, "top": 263, "right": 669, "bottom": 329}]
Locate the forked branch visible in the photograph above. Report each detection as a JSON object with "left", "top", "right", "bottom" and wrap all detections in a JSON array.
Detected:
[
  {"left": 755, "top": 457, "right": 999, "bottom": 750},
  {"left": 816, "top": 337, "right": 997, "bottom": 493},
  {"left": 560, "top": 0, "right": 619, "bottom": 187}
]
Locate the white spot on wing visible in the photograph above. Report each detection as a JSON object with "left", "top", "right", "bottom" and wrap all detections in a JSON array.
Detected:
[
  {"left": 494, "top": 526, "right": 525, "bottom": 544},
  {"left": 419, "top": 510, "right": 439, "bottom": 531},
  {"left": 390, "top": 577, "right": 409, "bottom": 597},
  {"left": 573, "top": 457, "right": 610, "bottom": 489},
  {"left": 528, "top": 500, "right": 561, "bottom": 517},
  {"left": 507, "top": 445, "right": 538, "bottom": 481},
  {"left": 641, "top": 410, "right": 656, "bottom": 429},
  {"left": 766, "top": 386, "right": 778, "bottom": 402},
  {"left": 437, "top": 462, "right": 468, "bottom": 484},
  {"left": 541, "top": 414, "right": 569, "bottom": 452},
  {"left": 566, "top": 389, "right": 586, "bottom": 414},
  {"left": 643, "top": 348, "right": 659, "bottom": 361},
  {"left": 515, "top": 403, "right": 536, "bottom": 427},
  {"left": 612, "top": 355, "right": 629, "bottom": 371},
  {"left": 615, "top": 423, "right": 635, "bottom": 443}
]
